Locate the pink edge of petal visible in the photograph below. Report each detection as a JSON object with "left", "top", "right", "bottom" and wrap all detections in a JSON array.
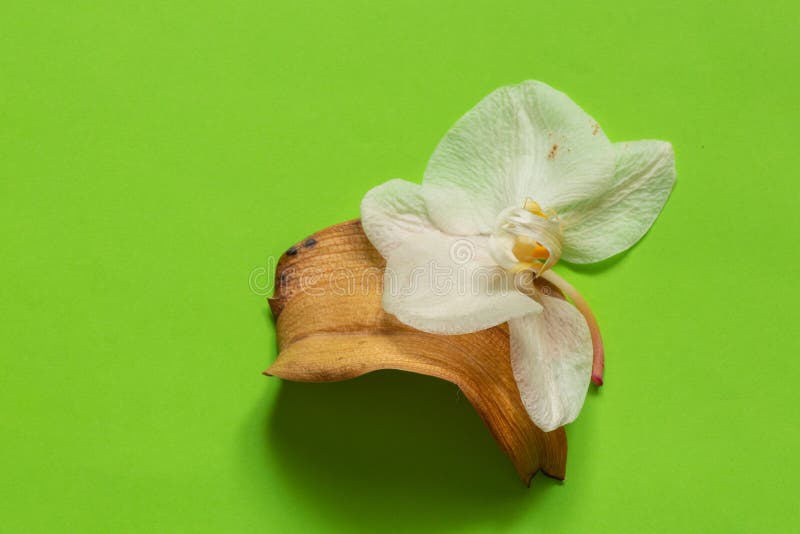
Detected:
[
  {"left": 589, "top": 323, "right": 605, "bottom": 386},
  {"left": 591, "top": 368, "right": 604, "bottom": 386}
]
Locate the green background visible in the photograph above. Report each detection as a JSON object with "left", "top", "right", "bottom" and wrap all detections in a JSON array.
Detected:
[{"left": 2, "top": 1, "right": 798, "bottom": 532}]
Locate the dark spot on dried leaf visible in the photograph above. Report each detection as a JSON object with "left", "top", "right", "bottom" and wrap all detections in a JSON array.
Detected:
[{"left": 304, "top": 238, "right": 317, "bottom": 248}]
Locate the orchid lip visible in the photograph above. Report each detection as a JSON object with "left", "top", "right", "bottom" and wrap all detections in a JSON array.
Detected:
[{"left": 490, "top": 198, "right": 563, "bottom": 277}]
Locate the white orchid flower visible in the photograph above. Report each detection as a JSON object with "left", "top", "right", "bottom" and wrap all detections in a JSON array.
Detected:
[{"left": 360, "top": 80, "right": 675, "bottom": 432}]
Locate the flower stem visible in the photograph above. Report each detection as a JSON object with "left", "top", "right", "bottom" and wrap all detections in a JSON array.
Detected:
[{"left": 540, "top": 270, "right": 605, "bottom": 386}]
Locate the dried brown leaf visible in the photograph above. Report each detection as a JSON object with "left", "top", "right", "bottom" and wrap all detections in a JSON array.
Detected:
[{"left": 265, "top": 220, "right": 567, "bottom": 485}]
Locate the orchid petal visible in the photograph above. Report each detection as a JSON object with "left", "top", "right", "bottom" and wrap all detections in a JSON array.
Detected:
[
  {"left": 361, "top": 179, "right": 438, "bottom": 259},
  {"left": 361, "top": 178, "right": 541, "bottom": 334},
  {"left": 383, "top": 233, "right": 542, "bottom": 335},
  {"left": 509, "top": 295, "right": 593, "bottom": 432},
  {"left": 422, "top": 81, "right": 616, "bottom": 236},
  {"left": 560, "top": 140, "right": 676, "bottom": 264}
]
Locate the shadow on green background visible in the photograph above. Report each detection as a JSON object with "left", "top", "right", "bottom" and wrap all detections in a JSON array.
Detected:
[{"left": 250, "top": 372, "right": 561, "bottom": 531}]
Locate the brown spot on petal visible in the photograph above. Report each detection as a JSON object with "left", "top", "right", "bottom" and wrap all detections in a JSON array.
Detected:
[
  {"left": 592, "top": 122, "right": 600, "bottom": 136},
  {"left": 547, "top": 144, "right": 559, "bottom": 160}
]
